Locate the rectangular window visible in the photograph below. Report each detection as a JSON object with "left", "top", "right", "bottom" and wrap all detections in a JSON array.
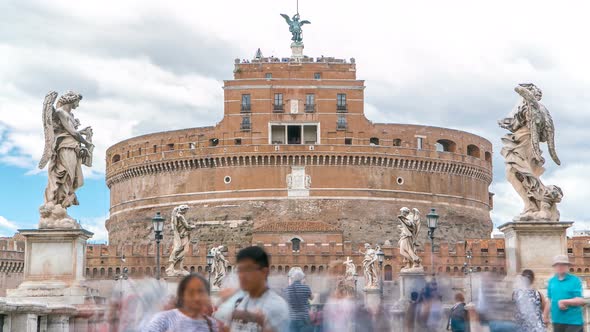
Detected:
[
  {"left": 305, "top": 94, "right": 315, "bottom": 112},
  {"left": 234, "top": 138, "right": 242, "bottom": 145},
  {"left": 416, "top": 137, "right": 423, "bottom": 150},
  {"left": 138, "top": 147, "right": 142, "bottom": 156},
  {"left": 266, "top": 73, "right": 272, "bottom": 79},
  {"left": 584, "top": 248, "right": 590, "bottom": 255},
  {"left": 314, "top": 72, "right": 321, "bottom": 79},
  {"left": 337, "top": 115, "right": 347, "bottom": 130},
  {"left": 345, "top": 138, "right": 352, "bottom": 145},
  {"left": 241, "top": 94, "right": 251, "bottom": 112},
  {"left": 241, "top": 116, "right": 251, "bottom": 130},
  {"left": 303, "top": 126, "right": 318, "bottom": 144},
  {"left": 189, "top": 142, "right": 196, "bottom": 150},
  {"left": 167, "top": 143, "right": 175, "bottom": 151},
  {"left": 153, "top": 145, "right": 157, "bottom": 153},
  {"left": 271, "top": 125, "right": 286, "bottom": 144},
  {"left": 273, "top": 93, "right": 283, "bottom": 111},
  {"left": 337, "top": 93, "right": 347, "bottom": 111}
]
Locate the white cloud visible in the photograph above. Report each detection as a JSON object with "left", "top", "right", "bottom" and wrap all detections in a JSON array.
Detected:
[
  {"left": 0, "top": 216, "right": 18, "bottom": 231},
  {"left": 79, "top": 215, "right": 109, "bottom": 243}
]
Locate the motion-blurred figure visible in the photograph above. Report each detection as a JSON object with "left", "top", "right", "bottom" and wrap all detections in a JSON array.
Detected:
[
  {"left": 513, "top": 269, "right": 546, "bottom": 332},
  {"left": 447, "top": 293, "right": 468, "bottom": 332},
  {"left": 476, "top": 273, "right": 518, "bottom": 332},
  {"left": 144, "top": 274, "right": 218, "bottom": 332},
  {"left": 285, "top": 267, "right": 313, "bottom": 332}
]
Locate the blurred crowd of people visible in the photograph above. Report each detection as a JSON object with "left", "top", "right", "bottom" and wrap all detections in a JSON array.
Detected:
[{"left": 104, "top": 247, "right": 586, "bottom": 332}]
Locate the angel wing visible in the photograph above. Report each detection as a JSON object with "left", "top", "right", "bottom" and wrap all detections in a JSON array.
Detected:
[
  {"left": 280, "top": 13, "right": 292, "bottom": 25},
  {"left": 529, "top": 106, "right": 545, "bottom": 165},
  {"left": 412, "top": 208, "right": 421, "bottom": 243},
  {"left": 542, "top": 108, "right": 561, "bottom": 165},
  {"left": 300, "top": 20, "right": 311, "bottom": 25},
  {"left": 38, "top": 91, "right": 58, "bottom": 169}
]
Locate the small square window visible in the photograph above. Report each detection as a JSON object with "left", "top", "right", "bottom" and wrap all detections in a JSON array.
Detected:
[
  {"left": 234, "top": 138, "right": 242, "bottom": 145},
  {"left": 265, "top": 73, "right": 272, "bottom": 79},
  {"left": 345, "top": 138, "right": 352, "bottom": 145},
  {"left": 314, "top": 73, "right": 321, "bottom": 79},
  {"left": 167, "top": 144, "right": 175, "bottom": 151},
  {"left": 189, "top": 142, "right": 196, "bottom": 150}
]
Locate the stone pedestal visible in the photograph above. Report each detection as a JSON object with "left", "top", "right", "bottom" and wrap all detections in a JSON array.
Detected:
[
  {"left": 398, "top": 270, "right": 426, "bottom": 300},
  {"left": 290, "top": 42, "right": 304, "bottom": 60},
  {"left": 7, "top": 228, "right": 93, "bottom": 305},
  {"left": 363, "top": 288, "right": 381, "bottom": 313},
  {"left": 499, "top": 221, "right": 572, "bottom": 283}
]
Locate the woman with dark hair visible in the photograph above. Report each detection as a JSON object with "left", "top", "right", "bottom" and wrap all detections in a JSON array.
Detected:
[
  {"left": 145, "top": 274, "right": 218, "bottom": 332},
  {"left": 513, "top": 269, "right": 546, "bottom": 332}
]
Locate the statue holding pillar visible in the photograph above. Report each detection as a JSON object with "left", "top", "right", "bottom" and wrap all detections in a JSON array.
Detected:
[
  {"left": 166, "top": 205, "right": 195, "bottom": 277},
  {"left": 398, "top": 207, "right": 423, "bottom": 272}
]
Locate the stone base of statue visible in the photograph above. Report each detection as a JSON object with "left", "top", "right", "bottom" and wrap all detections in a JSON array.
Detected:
[
  {"left": 290, "top": 42, "right": 304, "bottom": 60},
  {"left": 398, "top": 269, "right": 426, "bottom": 300},
  {"left": 363, "top": 287, "right": 381, "bottom": 312},
  {"left": 499, "top": 221, "right": 572, "bottom": 283},
  {"left": 6, "top": 228, "right": 94, "bottom": 305}
]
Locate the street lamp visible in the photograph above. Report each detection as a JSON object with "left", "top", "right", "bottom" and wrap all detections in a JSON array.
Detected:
[
  {"left": 206, "top": 250, "right": 214, "bottom": 290},
  {"left": 152, "top": 212, "right": 165, "bottom": 280},
  {"left": 353, "top": 272, "right": 358, "bottom": 295},
  {"left": 465, "top": 248, "right": 473, "bottom": 302},
  {"left": 426, "top": 208, "right": 439, "bottom": 276},
  {"left": 376, "top": 248, "right": 384, "bottom": 298}
]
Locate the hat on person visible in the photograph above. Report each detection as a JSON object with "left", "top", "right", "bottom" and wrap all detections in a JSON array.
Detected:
[{"left": 552, "top": 254, "right": 571, "bottom": 266}]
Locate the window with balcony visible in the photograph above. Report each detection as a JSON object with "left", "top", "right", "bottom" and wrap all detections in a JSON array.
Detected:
[
  {"left": 241, "top": 116, "right": 251, "bottom": 130},
  {"left": 305, "top": 94, "right": 315, "bottom": 112},
  {"left": 337, "top": 93, "right": 347, "bottom": 112},
  {"left": 337, "top": 115, "right": 347, "bottom": 130},
  {"left": 241, "top": 94, "right": 251, "bottom": 112},
  {"left": 273, "top": 93, "right": 284, "bottom": 111}
]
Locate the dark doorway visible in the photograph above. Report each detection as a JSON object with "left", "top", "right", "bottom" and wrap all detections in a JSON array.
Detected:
[{"left": 287, "top": 126, "right": 301, "bottom": 144}]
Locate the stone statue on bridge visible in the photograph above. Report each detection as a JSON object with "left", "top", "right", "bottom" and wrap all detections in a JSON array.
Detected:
[
  {"left": 498, "top": 83, "right": 563, "bottom": 221},
  {"left": 211, "top": 245, "right": 229, "bottom": 290},
  {"left": 39, "top": 91, "right": 93, "bottom": 229},
  {"left": 360, "top": 243, "right": 379, "bottom": 289},
  {"left": 398, "top": 207, "right": 423, "bottom": 272},
  {"left": 166, "top": 205, "right": 195, "bottom": 277}
]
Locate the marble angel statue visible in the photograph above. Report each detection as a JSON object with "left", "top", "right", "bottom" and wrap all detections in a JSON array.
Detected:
[
  {"left": 166, "top": 205, "right": 195, "bottom": 276},
  {"left": 498, "top": 83, "right": 563, "bottom": 221},
  {"left": 360, "top": 243, "right": 379, "bottom": 289},
  {"left": 398, "top": 207, "right": 423, "bottom": 271},
  {"left": 38, "top": 91, "right": 93, "bottom": 229},
  {"left": 211, "top": 245, "right": 229, "bottom": 289}
]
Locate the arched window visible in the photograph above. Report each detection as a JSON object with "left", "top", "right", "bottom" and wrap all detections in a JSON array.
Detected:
[
  {"left": 392, "top": 139, "right": 402, "bottom": 147},
  {"left": 271, "top": 266, "right": 276, "bottom": 273},
  {"left": 446, "top": 266, "right": 451, "bottom": 274},
  {"left": 318, "top": 266, "right": 324, "bottom": 274},
  {"left": 384, "top": 265, "right": 393, "bottom": 281},
  {"left": 467, "top": 144, "right": 481, "bottom": 158},
  {"left": 291, "top": 238, "right": 301, "bottom": 252},
  {"left": 112, "top": 154, "right": 121, "bottom": 163},
  {"left": 278, "top": 266, "right": 283, "bottom": 273},
  {"left": 485, "top": 151, "right": 492, "bottom": 162},
  {"left": 303, "top": 265, "right": 309, "bottom": 273},
  {"left": 116, "top": 267, "right": 121, "bottom": 275},
  {"left": 369, "top": 137, "right": 379, "bottom": 146},
  {"left": 86, "top": 268, "right": 90, "bottom": 277},
  {"left": 198, "top": 266, "right": 203, "bottom": 273},
  {"left": 310, "top": 266, "right": 316, "bottom": 274},
  {"left": 435, "top": 139, "right": 457, "bottom": 153},
  {"left": 453, "top": 267, "right": 459, "bottom": 274},
  {"left": 92, "top": 268, "right": 98, "bottom": 278},
  {"left": 108, "top": 268, "right": 113, "bottom": 277},
  {"left": 190, "top": 266, "right": 195, "bottom": 273}
]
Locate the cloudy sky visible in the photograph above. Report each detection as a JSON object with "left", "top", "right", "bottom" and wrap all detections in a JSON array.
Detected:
[{"left": 1, "top": 0, "right": 589, "bottom": 242}]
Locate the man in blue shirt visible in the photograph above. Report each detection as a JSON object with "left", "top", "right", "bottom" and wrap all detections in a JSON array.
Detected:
[
  {"left": 546, "top": 255, "right": 586, "bottom": 332},
  {"left": 285, "top": 267, "right": 313, "bottom": 332}
]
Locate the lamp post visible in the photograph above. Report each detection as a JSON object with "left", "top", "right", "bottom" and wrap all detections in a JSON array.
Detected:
[
  {"left": 206, "top": 250, "right": 214, "bottom": 292},
  {"left": 353, "top": 272, "right": 358, "bottom": 295},
  {"left": 465, "top": 248, "right": 473, "bottom": 302},
  {"left": 376, "top": 248, "right": 384, "bottom": 298},
  {"left": 426, "top": 208, "right": 439, "bottom": 277},
  {"left": 152, "top": 212, "right": 165, "bottom": 280}
]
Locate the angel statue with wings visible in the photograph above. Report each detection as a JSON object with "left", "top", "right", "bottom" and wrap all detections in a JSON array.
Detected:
[
  {"left": 280, "top": 13, "right": 310, "bottom": 43},
  {"left": 38, "top": 91, "right": 93, "bottom": 229},
  {"left": 498, "top": 83, "right": 563, "bottom": 221},
  {"left": 398, "top": 207, "right": 423, "bottom": 271},
  {"left": 211, "top": 245, "right": 229, "bottom": 290}
]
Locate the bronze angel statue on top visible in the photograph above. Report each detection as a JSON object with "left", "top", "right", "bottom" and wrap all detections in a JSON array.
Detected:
[
  {"left": 38, "top": 91, "right": 94, "bottom": 229},
  {"left": 498, "top": 83, "right": 563, "bottom": 221},
  {"left": 280, "top": 13, "right": 310, "bottom": 43}
]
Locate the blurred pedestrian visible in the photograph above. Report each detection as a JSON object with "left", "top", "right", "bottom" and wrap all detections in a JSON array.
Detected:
[
  {"left": 476, "top": 272, "right": 518, "bottom": 332},
  {"left": 285, "top": 267, "right": 313, "bottom": 332},
  {"left": 404, "top": 291, "right": 419, "bottom": 331},
  {"left": 221, "top": 246, "right": 290, "bottom": 332},
  {"left": 513, "top": 269, "right": 546, "bottom": 332},
  {"left": 547, "top": 255, "right": 585, "bottom": 332},
  {"left": 447, "top": 293, "right": 467, "bottom": 332},
  {"left": 144, "top": 273, "right": 218, "bottom": 332}
]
